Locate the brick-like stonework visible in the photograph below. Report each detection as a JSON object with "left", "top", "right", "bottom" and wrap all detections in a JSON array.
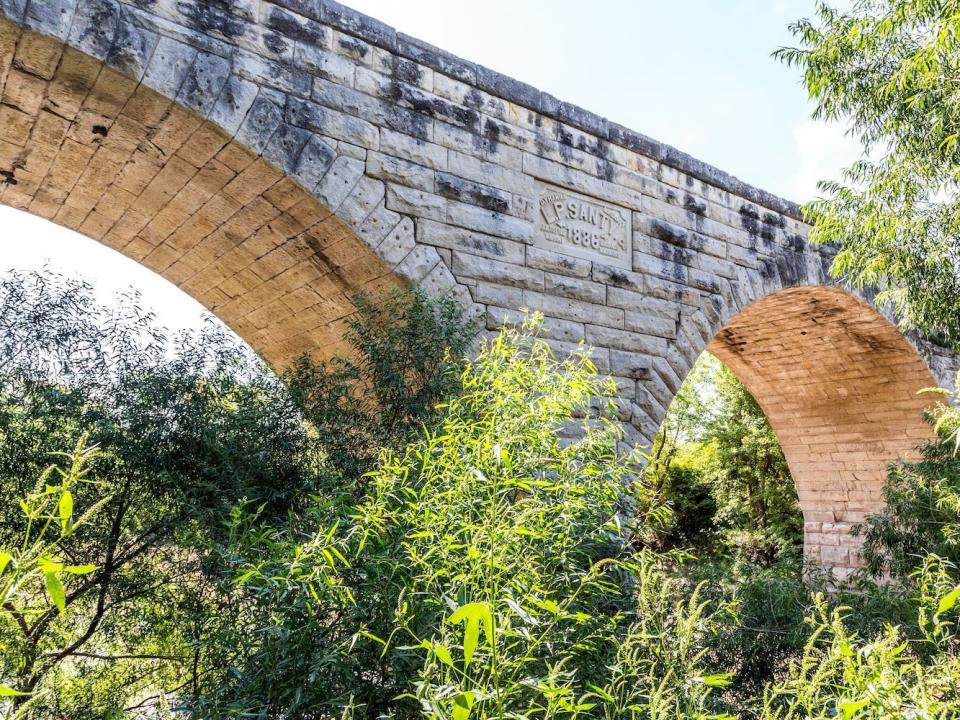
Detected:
[{"left": 1, "top": 0, "right": 957, "bottom": 575}]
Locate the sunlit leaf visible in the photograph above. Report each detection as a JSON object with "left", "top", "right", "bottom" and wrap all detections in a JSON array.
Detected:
[
  {"left": 938, "top": 585, "right": 960, "bottom": 614},
  {"left": 45, "top": 572, "right": 66, "bottom": 615},
  {"left": 58, "top": 489, "right": 73, "bottom": 532},
  {"left": 448, "top": 602, "right": 494, "bottom": 667},
  {"left": 839, "top": 698, "right": 870, "bottom": 718},
  {"left": 452, "top": 691, "right": 475, "bottom": 720}
]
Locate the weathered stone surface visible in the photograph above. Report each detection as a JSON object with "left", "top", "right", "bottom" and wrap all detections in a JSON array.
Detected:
[{"left": 1, "top": 4, "right": 957, "bottom": 576}]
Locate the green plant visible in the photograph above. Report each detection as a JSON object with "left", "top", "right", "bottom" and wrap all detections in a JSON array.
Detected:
[
  {"left": 0, "top": 437, "right": 106, "bottom": 717},
  {"left": 855, "top": 372, "right": 960, "bottom": 577},
  {"left": 777, "top": 0, "right": 960, "bottom": 346},
  {"left": 645, "top": 354, "right": 801, "bottom": 564},
  {"left": 760, "top": 559, "right": 960, "bottom": 718},
  {"left": 284, "top": 288, "right": 476, "bottom": 482}
]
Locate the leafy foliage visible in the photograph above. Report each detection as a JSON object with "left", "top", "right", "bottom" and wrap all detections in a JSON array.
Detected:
[
  {"left": 189, "top": 318, "right": 738, "bottom": 719},
  {"left": 645, "top": 354, "right": 802, "bottom": 564},
  {"left": 0, "top": 439, "right": 104, "bottom": 716},
  {"left": 0, "top": 270, "right": 472, "bottom": 717},
  {"left": 776, "top": 0, "right": 960, "bottom": 346},
  {"left": 759, "top": 562, "right": 960, "bottom": 719},
  {"left": 4, "top": 267, "right": 960, "bottom": 718},
  {"left": 283, "top": 289, "right": 475, "bottom": 481},
  {"left": 855, "top": 372, "right": 960, "bottom": 577}
]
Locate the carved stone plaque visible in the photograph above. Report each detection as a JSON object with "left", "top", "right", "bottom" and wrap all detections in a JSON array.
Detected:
[{"left": 535, "top": 181, "right": 632, "bottom": 268}]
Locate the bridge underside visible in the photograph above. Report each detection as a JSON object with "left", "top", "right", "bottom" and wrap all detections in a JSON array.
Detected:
[
  {"left": 708, "top": 286, "right": 937, "bottom": 577},
  {"left": 0, "top": 23, "right": 399, "bottom": 367}
]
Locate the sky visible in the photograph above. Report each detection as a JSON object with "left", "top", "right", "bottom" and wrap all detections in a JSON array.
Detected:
[{"left": 1, "top": 0, "right": 861, "bottom": 331}]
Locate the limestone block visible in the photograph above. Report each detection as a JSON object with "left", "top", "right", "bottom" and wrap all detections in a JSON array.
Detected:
[
  {"left": 452, "top": 251, "right": 543, "bottom": 291},
  {"left": 314, "top": 154, "right": 364, "bottom": 210},
  {"left": 373, "top": 216, "right": 415, "bottom": 266},
  {"left": 395, "top": 244, "right": 441, "bottom": 284},
  {"left": 417, "top": 218, "right": 524, "bottom": 264}
]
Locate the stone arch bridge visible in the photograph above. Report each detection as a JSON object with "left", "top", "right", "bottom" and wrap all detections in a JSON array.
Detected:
[{"left": 0, "top": 0, "right": 956, "bottom": 578}]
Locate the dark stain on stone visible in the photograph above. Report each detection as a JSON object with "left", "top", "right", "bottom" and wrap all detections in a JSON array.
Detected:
[
  {"left": 683, "top": 193, "right": 706, "bottom": 216},
  {"left": 464, "top": 88, "right": 484, "bottom": 110},
  {"left": 180, "top": 0, "right": 246, "bottom": 39},
  {"left": 337, "top": 36, "right": 368, "bottom": 59},
  {"left": 714, "top": 326, "right": 749, "bottom": 355},
  {"left": 556, "top": 124, "right": 574, "bottom": 148},
  {"left": 92, "top": 124, "right": 108, "bottom": 138},
  {"left": 597, "top": 159, "right": 614, "bottom": 182},
  {"left": 385, "top": 106, "right": 431, "bottom": 141},
  {"left": 263, "top": 32, "right": 289, "bottom": 56},
  {"left": 739, "top": 204, "right": 761, "bottom": 238},
  {"left": 389, "top": 81, "right": 480, "bottom": 131},
  {"left": 392, "top": 57, "right": 423, "bottom": 86},
  {"left": 482, "top": 119, "right": 501, "bottom": 150},
  {"left": 0, "top": 170, "right": 17, "bottom": 185},
  {"left": 762, "top": 212, "right": 786, "bottom": 229},
  {"left": 670, "top": 245, "right": 693, "bottom": 266},
  {"left": 776, "top": 253, "right": 802, "bottom": 286},
  {"left": 758, "top": 257, "right": 778, "bottom": 281},
  {"left": 265, "top": 6, "right": 323, "bottom": 44},
  {"left": 588, "top": 137, "right": 609, "bottom": 158},
  {"left": 533, "top": 132, "right": 552, "bottom": 158},
  {"left": 607, "top": 270, "right": 629, "bottom": 286},
  {"left": 648, "top": 218, "right": 689, "bottom": 247},
  {"left": 660, "top": 259, "right": 687, "bottom": 284},
  {"left": 436, "top": 173, "right": 511, "bottom": 214},
  {"left": 785, "top": 233, "right": 806, "bottom": 252}
]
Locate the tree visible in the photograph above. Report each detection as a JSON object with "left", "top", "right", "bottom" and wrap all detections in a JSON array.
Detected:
[
  {"left": 0, "top": 270, "right": 328, "bottom": 717},
  {"left": 644, "top": 354, "right": 801, "bottom": 563},
  {"left": 0, "top": 269, "right": 474, "bottom": 717},
  {"left": 194, "top": 318, "right": 734, "bottom": 719},
  {"left": 283, "top": 288, "right": 475, "bottom": 482},
  {"left": 854, "top": 372, "right": 960, "bottom": 577},
  {"left": 777, "top": 0, "right": 960, "bottom": 347}
]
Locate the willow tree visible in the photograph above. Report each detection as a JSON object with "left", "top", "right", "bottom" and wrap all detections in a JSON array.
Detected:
[{"left": 778, "top": 0, "right": 960, "bottom": 347}]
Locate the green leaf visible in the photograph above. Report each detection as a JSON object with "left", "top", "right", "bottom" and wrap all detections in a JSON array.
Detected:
[
  {"left": 839, "top": 699, "right": 870, "bottom": 719},
  {"left": 448, "top": 602, "right": 494, "bottom": 667},
  {"left": 58, "top": 490, "right": 73, "bottom": 532},
  {"left": 0, "top": 551, "right": 11, "bottom": 575},
  {"left": 62, "top": 564, "right": 96, "bottom": 575},
  {"left": 433, "top": 643, "right": 453, "bottom": 667},
  {"left": 45, "top": 572, "right": 66, "bottom": 615},
  {"left": 452, "top": 691, "right": 476, "bottom": 720},
  {"left": 0, "top": 684, "right": 28, "bottom": 697},
  {"left": 530, "top": 597, "right": 560, "bottom": 615},
  {"left": 700, "top": 673, "right": 733, "bottom": 688},
  {"left": 38, "top": 558, "right": 63, "bottom": 574},
  {"left": 588, "top": 685, "right": 615, "bottom": 702},
  {"left": 938, "top": 585, "right": 960, "bottom": 615}
]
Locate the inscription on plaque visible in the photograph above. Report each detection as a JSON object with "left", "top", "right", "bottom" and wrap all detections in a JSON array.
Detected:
[{"left": 535, "top": 182, "right": 632, "bottom": 268}]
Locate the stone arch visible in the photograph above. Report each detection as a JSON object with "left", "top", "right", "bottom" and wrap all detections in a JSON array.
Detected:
[
  {"left": 662, "top": 279, "right": 946, "bottom": 578},
  {"left": 0, "top": 15, "right": 458, "bottom": 368}
]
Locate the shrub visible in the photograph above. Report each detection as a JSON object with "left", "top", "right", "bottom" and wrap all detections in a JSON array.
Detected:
[
  {"left": 283, "top": 288, "right": 475, "bottom": 482},
  {"left": 855, "top": 373, "right": 960, "bottom": 578}
]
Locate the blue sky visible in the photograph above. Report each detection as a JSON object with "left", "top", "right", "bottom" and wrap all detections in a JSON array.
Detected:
[{"left": 2, "top": 0, "right": 860, "bottom": 329}]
